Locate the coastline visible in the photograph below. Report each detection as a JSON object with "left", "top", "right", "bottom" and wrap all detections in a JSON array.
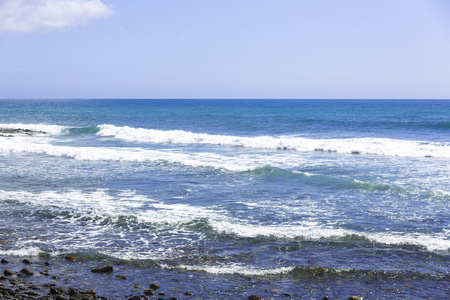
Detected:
[
  {"left": 1, "top": 253, "right": 449, "bottom": 299},
  {"left": 1, "top": 101, "right": 449, "bottom": 300}
]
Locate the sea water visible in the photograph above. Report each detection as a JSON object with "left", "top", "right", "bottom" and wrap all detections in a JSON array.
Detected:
[{"left": 0, "top": 99, "right": 449, "bottom": 298}]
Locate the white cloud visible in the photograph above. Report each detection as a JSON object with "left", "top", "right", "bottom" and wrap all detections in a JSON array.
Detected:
[{"left": 0, "top": 0, "right": 113, "bottom": 33}]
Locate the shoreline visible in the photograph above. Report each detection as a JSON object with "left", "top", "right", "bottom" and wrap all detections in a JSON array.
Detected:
[
  {"left": 0, "top": 254, "right": 371, "bottom": 300},
  {"left": 1, "top": 253, "right": 448, "bottom": 299}
]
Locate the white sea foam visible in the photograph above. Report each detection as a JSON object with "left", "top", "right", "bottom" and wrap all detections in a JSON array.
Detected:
[
  {"left": 208, "top": 220, "right": 450, "bottom": 251},
  {"left": 0, "top": 138, "right": 257, "bottom": 171},
  {"left": 1, "top": 189, "right": 448, "bottom": 252},
  {"left": 168, "top": 264, "right": 295, "bottom": 276},
  {"left": 98, "top": 124, "right": 450, "bottom": 159},
  {"left": 0, "top": 247, "right": 42, "bottom": 256}
]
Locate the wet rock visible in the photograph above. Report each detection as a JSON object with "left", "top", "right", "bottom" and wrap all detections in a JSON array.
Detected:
[
  {"left": 56, "top": 295, "right": 67, "bottom": 300},
  {"left": 149, "top": 283, "right": 160, "bottom": 290},
  {"left": 70, "top": 295, "right": 95, "bottom": 300},
  {"left": 323, "top": 297, "right": 330, "bottom": 300},
  {"left": 64, "top": 255, "right": 77, "bottom": 261},
  {"left": 68, "top": 287, "right": 79, "bottom": 296},
  {"left": 91, "top": 265, "right": 113, "bottom": 273},
  {"left": 184, "top": 291, "right": 193, "bottom": 295},
  {"left": 1, "top": 259, "right": 8, "bottom": 264},
  {"left": 50, "top": 286, "right": 66, "bottom": 295},
  {"left": 128, "top": 296, "right": 142, "bottom": 300},
  {"left": 144, "top": 290, "right": 154, "bottom": 296},
  {"left": 21, "top": 268, "right": 34, "bottom": 276},
  {"left": 349, "top": 297, "right": 364, "bottom": 300},
  {"left": 0, "top": 128, "right": 46, "bottom": 136},
  {"left": 3, "top": 270, "right": 16, "bottom": 276},
  {"left": 116, "top": 275, "right": 127, "bottom": 280},
  {"left": 248, "top": 295, "right": 263, "bottom": 300},
  {"left": 22, "top": 259, "right": 33, "bottom": 264}
]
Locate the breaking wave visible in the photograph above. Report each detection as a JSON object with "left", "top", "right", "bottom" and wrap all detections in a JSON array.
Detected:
[
  {"left": 97, "top": 124, "right": 450, "bottom": 158},
  {"left": 1, "top": 189, "right": 448, "bottom": 253},
  {"left": 1, "top": 123, "right": 449, "bottom": 159}
]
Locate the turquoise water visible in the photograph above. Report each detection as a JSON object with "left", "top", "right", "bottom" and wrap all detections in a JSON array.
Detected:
[{"left": 0, "top": 99, "right": 449, "bottom": 298}]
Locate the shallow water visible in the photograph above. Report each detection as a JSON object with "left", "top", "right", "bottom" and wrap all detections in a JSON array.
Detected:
[{"left": 0, "top": 99, "right": 449, "bottom": 298}]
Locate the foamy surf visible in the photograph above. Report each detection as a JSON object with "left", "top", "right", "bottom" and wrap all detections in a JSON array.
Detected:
[
  {"left": 169, "top": 264, "right": 295, "bottom": 276},
  {"left": 1, "top": 188, "right": 448, "bottom": 253},
  {"left": 97, "top": 124, "right": 450, "bottom": 158}
]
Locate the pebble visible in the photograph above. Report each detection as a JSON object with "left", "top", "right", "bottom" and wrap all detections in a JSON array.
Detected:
[
  {"left": 91, "top": 265, "right": 114, "bottom": 273},
  {"left": 3, "top": 270, "right": 16, "bottom": 276},
  {"left": 21, "top": 268, "right": 34, "bottom": 276},
  {"left": 149, "top": 283, "right": 160, "bottom": 290}
]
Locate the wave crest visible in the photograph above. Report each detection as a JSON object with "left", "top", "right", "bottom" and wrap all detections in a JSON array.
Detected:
[{"left": 97, "top": 124, "right": 450, "bottom": 159}]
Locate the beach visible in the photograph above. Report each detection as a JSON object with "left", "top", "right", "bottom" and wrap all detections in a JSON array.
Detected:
[
  {"left": 0, "top": 99, "right": 449, "bottom": 299},
  {"left": 2, "top": 254, "right": 448, "bottom": 299}
]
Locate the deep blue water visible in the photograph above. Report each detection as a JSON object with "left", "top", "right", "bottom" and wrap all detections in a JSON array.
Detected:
[{"left": 0, "top": 99, "right": 449, "bottom": 298}]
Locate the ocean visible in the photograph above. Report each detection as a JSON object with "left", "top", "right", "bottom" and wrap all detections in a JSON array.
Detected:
[{"left": 0, "top": 99, "right": 449, "bottom": 299}]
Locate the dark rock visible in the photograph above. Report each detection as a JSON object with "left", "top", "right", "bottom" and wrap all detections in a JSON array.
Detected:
[
  {"left": 91, "top": 265, "right": 113, "bottom": 273},
  {"left": 0, "top": 128, "right": 46, "bottom": 136},
  {"left": 128, "top": 296, "right": 142, "bottom": 300},
  {"left": 29, "top": 284, "right": 40, "bottom": 290},
  {"left": 349, "top": 297, "right": 364, "bottom": 300},
  {"left": 149, "top": 283, "right": 160, "bottom": 290},
  {"left": 70, "top": 295, "right": 94, "bottom": 300},
  {"left": 144, "top": 290, "right": 154, "bottom": 296},
  {"left": 22, "top": 259, "right": 33, "bottom": 264},
  {"left": 50, "top": 287, "right": 66, "bottom": 295},
  {"left": 3, "top": 270, "right": 16, "bottom": 276},
  {"left": 56, "top": 295, "right": 66, "bottom": 300},
  {"left": 21, "top": 268, "right": 34, "bottom": 276},
  {"left": 116, "top": 275, "right": 127, "bottom": 280},
  {"left": 184, "top": 291, "right": 193, "bottom": 295},
  {"left": 168, "top": 298, "right": 178, "bottom": 300},
  {"left": 68, "top": 287, "right": 79, "bottom": 296},
  {"left": 44, "top": 262, "right": 50, "bottom": 266},
  {"left": 248, "top": 296, "right": 263, "bottom": 300},
  {"left": 64, "top": 255, "right": 77, "bottom": 261},
  {"left": 323, "top": 297, "right": 329, "bottom": 300},
  {"left": 1, "top": 259, "right": 8, "bottom": 264}
]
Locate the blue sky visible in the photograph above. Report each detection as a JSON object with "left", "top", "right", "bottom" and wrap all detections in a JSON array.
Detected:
[{"left": 1, "top": 0, "right": 450, "bottom": 99}]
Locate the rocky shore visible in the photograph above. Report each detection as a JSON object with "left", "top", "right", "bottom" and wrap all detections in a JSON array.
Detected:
[
  {"left": 0, "top": 256, "right": 369, "bottom": 300},
  {"left": 0, "top": 256, "right": 185, "bottom": 300},
  {"left": 0, "top": 128, "right": 46, "bottom": 137}
]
